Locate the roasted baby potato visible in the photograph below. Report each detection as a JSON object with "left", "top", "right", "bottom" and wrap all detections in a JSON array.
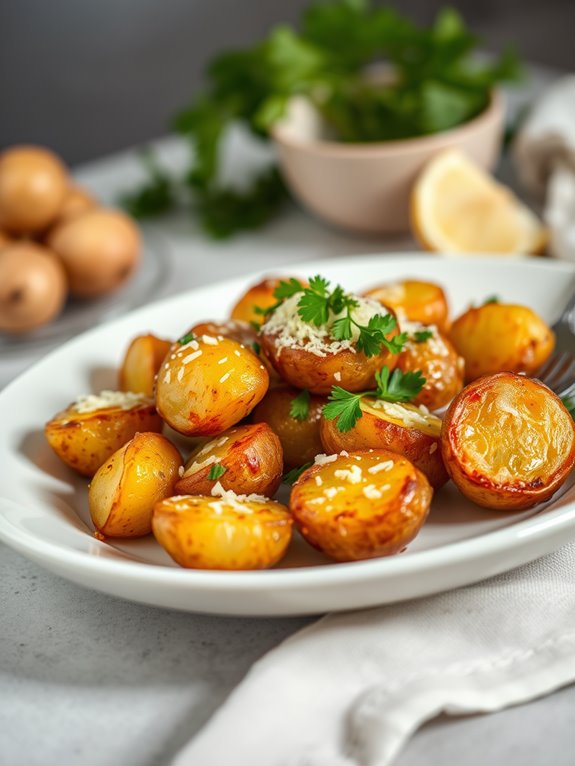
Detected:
[
  {"left": 290, "top": 450, "right": 432, "bottom": 561},
  {"left": 175, "top": 423, "right": 283, "bottom": 496},
  {"left": 153, "top": 493, "right": 293, "bottom": 570},
  {"left": 188, "top": 319, "right": 258, "bottom": 349},
  {"left": 396, "top": 324, "right": 464, "bottom": 410},
  {"left": 449, "top": 302, "right": 554, "bottom": 381},
  {"left": 89, "top": 432, "right": 182, "bottom": 538},
  {"left": 320, "top": 397, "right": 448, "bottom": 488},
  {"left": 442, "top": 372, "right": 575, "bottom": 510},
  {"left": 155, "top": 335, "right": 269, "bottom": 436},
  {"left": 119, "top": 333, "right": 172, "bottom": 397},
  {"left": 364, "top": 279, "right": 450, "bottom": 332},
  {"left": 45, "top": 391, "right": 163, "bottom": 477},
  {"left": 230, "top": 276, "right": 305, "bottom": 326},
  {"left": 251, "top": 386, "right": 325, "bottom": 469}
]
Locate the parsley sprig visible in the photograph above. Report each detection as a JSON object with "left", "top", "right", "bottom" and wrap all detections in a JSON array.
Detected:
[
  {"left": 283, "top": 462, "right": 313, "bottom": 485},
  {"left": 290, "top": 389, "right": 311, "bottom": 420},
  {"left": 323, "top": 366, "right": 426, "bottom": 432},
  {"left": 208, "top": 464, "right": 227, "bottom": 480},
  {"left": 413, "top": 329, "right": 433, "bottom": 343}
]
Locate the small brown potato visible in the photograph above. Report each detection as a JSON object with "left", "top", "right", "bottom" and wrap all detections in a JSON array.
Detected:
[
  {"left": 290, "top": 450, "right": 432, "bottom": 562},
  {"left": 449, "top": 302, "right": 554, "bottom": 382},
  {"left": 44, "top": 391, "right": 163, "bottom": 477},
  {"left": 155, "top": 335, "right": 269, "bottom": 436},
  {"left": 189, "top": 319, "right": 258, "bottom": 349},
  {"left": 364, "top": 279, "right": 450, "bottom": 332},
  {"left": 119, "top": 333, "right": 172, "bottom": 397},
  {"left": 396, "top": 324, "right": 464, "bottom": 410},
  {"left": 320, "top": 397, "right": 448, "bottom": 489},
  {"left": 0, "top": 243, "right": 67, "bottom": 333},
  {"left": 230, "top": 276, "right": 306, "bottom": 325},
  {"left": 57, "top": 185, "right": 97, "bottom": 222},
  {"left": 0, "top": 146, "right": 68, "bottom": 233},
  {"left": 153, "top": 494, "right": 293, "bottom": 570},
  {"left": 0, "top": 230, "right": 12, "bottom": 248},
  {"left": 175, "top": 423, "right": 283, "bottom": 496},
  {"left": 48, "top": 208, "right": 140, "bottom": 298},
  {"left": 251, "top": 386, "right": 325, "bottom": 469},
  {"left": 89, "top": 432, "right": 182, "bottom": 538},
  {"left": 442, "top": 372, "right": 575, "bottom": 510}
]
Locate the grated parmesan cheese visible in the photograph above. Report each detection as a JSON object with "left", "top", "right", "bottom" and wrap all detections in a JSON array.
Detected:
[
  {"left": 314, "top": 453, "right": 338, "bottom": 465},
  {"left": 334, "top": 465, "right": 363, "bottom": 484},
  {"left": 363, "top": 484, "right": 383, "bottom": 500},
  {"left": 369, "top": 400, "right": 436, "bottom": 428},
  {"left": 368, "top": 460, "right": 394, "bottom": 474},
  {"left": 73, "top": 390, "right": 152, "bottom": 414},
  {"left": 182, "top": 350, "right": 203, "bottom": 364},
  {"left": 314, "top": 476, "right": 323, "bottom": 487},
  {"left": 208, "top": 481, "right": 270, "bottom": 513},
  {"left": 217, "top": 357, "right": 228, "bottom": 365},
  {"left": 202, "top": 335, "right": 219, "bottom": 345}
]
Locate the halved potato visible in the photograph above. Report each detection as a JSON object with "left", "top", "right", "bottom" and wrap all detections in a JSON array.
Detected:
[
  {"left": 45, "top": 391, "right": 163, "bottom": 477},
  {"left": 230, "top": 276, "right": 305, "bottom": 326},
  {"left": 119, "top": 333, "right": 172, "bottom": 396},
  {"left": 155, "top": 335, "right": 269, "bottom": 436},
  {"left": 175, "top": 423, "right": 283, "bottom": 496},
  {"left": 251, "top": 386, "right": 325, "bottom": 469},
  {"left": 290, "top": 450, "right": 432, "bottom": 561},
  {"left": 442, "top": 372, "right": 575, "bottom": 510},
  {"left": 153, "top": 494, "right": 293, "bottom": 570},
  {"left": 396, "top": 324, "right": 464, "bottom": 410},
  {"left": 89, "top": 432, "right": 182, "bottom": 537},
  {"left": 449, "top": 303, "right": 554, "bottom": 381},
  {"left": 320, "top": 397, "right": 448, "bottom": 488},
  {"left": 364, "top": 279, "right": 450, "bottom": 332}
]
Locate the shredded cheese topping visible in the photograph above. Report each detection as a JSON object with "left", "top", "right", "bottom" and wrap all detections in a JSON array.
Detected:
[{"left": 73, "top": 390, "right": 152, "bottom": 414}]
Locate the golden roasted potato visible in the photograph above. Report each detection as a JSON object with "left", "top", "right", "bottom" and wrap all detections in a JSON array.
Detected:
[
  {"left": 188, "top": 319, "right": 257, "bottom": 349},
  {"left": 449, "top": 302, "right": 554, "bottom": 381},
  {"left": 45, "top": 391, "right": 163, "bottom": 477},
  {"left": 442, "top": 372, "right": 575, "bottom": 510},
  {"left": 230, "top": 276, "right": 305, "bottom": 326},
  {"left": 290, "top": 450, "right": 432, "bottom": 561},
  {"left": 320, "top": 397, "right": 448, "bottom": 488},
  {"left": 175, "top": 423, "right": 283, "bottom": 496},
  {"left": 396, "top": 324, "right": 464, "bottom": 410},
  {"left": 260, "top": 295, "right": 400, "bottom": 395},
  {"left": 364, "top": 279, "right": 450, "bottom": 332},
  {"left": 89, "top": 432, "right": 182, "bottom": 538},
  {"left": 251, "top": 385, "right": 325, "bottom": 469},
  {"left": 153, "top": 493, "right": 293, "bottom": 570},
  {"left": 119, "top": 333, "right": 172, "bottom": 396},
  {"left": 155, "top": 335, "right": 269, "bottom": 436}
]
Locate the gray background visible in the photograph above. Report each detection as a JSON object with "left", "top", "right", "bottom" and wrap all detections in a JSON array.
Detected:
[{"left": 1, "top": 0, "right": 574, "bottom": 165}]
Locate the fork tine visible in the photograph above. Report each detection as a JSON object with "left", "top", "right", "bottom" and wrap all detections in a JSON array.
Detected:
[
  {"left": 551, "top": 358, "right": 575, "bottom": 395},
  {"left": 536, "top": 353, "right": 562, "bottom": 380},
  {"left": 536, "top": 352, "right": 571, "bottom": 390},
  {"left": 561, "top": 380, "right": 575, "bottom": 400}
]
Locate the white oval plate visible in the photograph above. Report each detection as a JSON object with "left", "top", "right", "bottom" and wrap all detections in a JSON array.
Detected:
[{"left": 2, "top": 254, "right": 575, "bottom": 617}]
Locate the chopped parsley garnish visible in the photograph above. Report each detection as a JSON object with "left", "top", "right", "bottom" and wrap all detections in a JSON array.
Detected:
[
  {"left": 322, "top": 366, "right": 427, "bottom": 432},
  {"left": 208, "top": 464, "right": 227, "bottom": 480},
  {"left": 483, "top": 295, "right": 501, "bottom": 305},
  {"left": 178, "top": 332, "right": 196, "bottom": 345},
  {"left": 413, "top": 329, "right": 433, "bottom": 343},
  {"left": 283, "top": 462, "right": 313, "bottom": 485},
  {"left": 252, "top": 341, "right": 261, "bottom": 355},
  {"left": 289, "top": 389, "right": 311, "bottom": 420}
]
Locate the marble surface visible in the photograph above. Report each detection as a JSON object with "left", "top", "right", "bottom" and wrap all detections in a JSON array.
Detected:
[{"left": 2, "top": 64, "right": 574, "bottom": 765}]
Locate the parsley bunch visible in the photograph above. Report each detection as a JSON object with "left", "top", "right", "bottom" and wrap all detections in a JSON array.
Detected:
[{"left": 323, "top": 366, "right": 426, "bottom": 432}]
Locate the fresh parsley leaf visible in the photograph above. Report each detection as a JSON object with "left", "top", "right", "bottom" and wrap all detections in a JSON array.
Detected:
[
  {"left": 252, "top": 341, "right": 261, "bottom": 355},
  {"left": 283, "top": 462, "right": 314, "bottom": 485},
  {"left": 273, "top": 278, "right": 305, "bottom": 300},
  {"left": 249, "top": 320, "right": 262, "bottom": 332},
  {"left": 120, "top": 149, "right": 176, "bottom": 219},
  {"left": 298, "top": 288, "right": 330, "bottom": 326},
  {"left": 178, "top": 332, "right": 196, "bottom": 345},
  {"left": 413, "top": 330, "right": 433, "bottom": 343},
  {"left": 483, "top": 295, "right": 501, "bottom": 305},
  {"left": 375, "top": 367, "right": 426, "bottom": 402},
  {"left": 208, "top": 464, "right": 227, "bottom": 480},
  {"left": 331, "top": 315, "right": 353, "bottom": 341},
  {"left": 323, "top": 387, "right": 364, "bottom": 432},
  {"left": 289, "top": 389, "right": 311, "bottom": 420}
]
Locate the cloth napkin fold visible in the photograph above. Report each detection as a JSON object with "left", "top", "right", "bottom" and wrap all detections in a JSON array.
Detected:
[{"left": 174, "top": 543, "right": 575, "bottom": 766}]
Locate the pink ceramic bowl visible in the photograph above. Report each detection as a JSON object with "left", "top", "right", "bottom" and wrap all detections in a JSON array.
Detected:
[{"left": 271, "top": 91, "right": 504, "bottom": 235}]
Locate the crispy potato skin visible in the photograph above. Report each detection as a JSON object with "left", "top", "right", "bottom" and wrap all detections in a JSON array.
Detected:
[
  {"left": 442, "top": 372, "right": 575, "bottom": 510},
  {"left": 290, "top": 450, "right": 432, "bottom": 561},
  {"left": 230, "top": 276, "right": 305, "bottom": 325},
  {"left": 89, "top": 432, "right": 182, "bottom": 538},
  {"left": 119, "top": 334, "right": 172, "bottom": 397},
  {"left": 155, "top": 336, "right": 269, "bottom": 436},
  {"left": 45, "top": 402, "right": 162, "bottom": 477},
  {"left": 396, "top": 328, "right": 464, "bottom": 410},
  {"left": 153, "top": 495, "right": 293, "bottom": 570},
  {"left": 364, "top": 280, "right": 450, "bottom": 332},
  {"left": 189, "top": 320, "right": 257, "bottom": 348},
  {"left": 320, "top": 399, "right": 448, "bottom": 489},
  {"left": 449, "top": 303, "right": 554, "bottom": 382},
  {"left": 175, "top": 423, "right": 283, "bottom": 496},
  {"left": 251, "top": 386, "right": 325, "bottom": 468}
]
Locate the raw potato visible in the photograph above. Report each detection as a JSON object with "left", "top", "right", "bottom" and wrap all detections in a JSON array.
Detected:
[
  {"left": 396, "top": 324, "right": 464, "bottom": 410},
  {"left": 251, "top": 385, "right": 325, "bottom": 468},
  {"left": 175, "top": 423, "right": 283, "bottom": 496},
  {"left": 155, "top": 335, "right": 269, "bottom": 436},
  {"left": 230, "top": 276, "right": 305, "bottom": 325},
  {"left": 290, "top": 450, "right": 432, "bottom": 561},
  {"left": 364, "top": 279, "right": 450, "bottom": 332},
  {"left": 89, "top": 432, "right": 182, "bottom": 538},
  {"left": 119, "top": 333, "right": 172, "bottom": 397},
  {"left": 0, "top": 146, "right": 68, "bottom": 233},
  {"left": 0, "top": 243, "right": 67, "bottom": 333},
  {"left": 48, "top": 208, "right": 140, "bottom": 298},
  {"left": 442, "top": 372, "right": 575, "bottom": 510},
  {"left": 45, "top": 394, "right": 163, "bottom": 477},
  {"left": 449, "top": 302, "right": 554, "bottom": 381},
  {"left": 320, "top": 397, "right": 448, "bottom": 488},
  {"left": 57, "top": 185, "right": 97, "bottom": 222},
  {"left": 153, "top": 494, "right": 293, "bottom": 570}
]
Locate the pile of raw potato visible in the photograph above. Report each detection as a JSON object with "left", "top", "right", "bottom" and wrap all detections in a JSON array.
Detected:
[
  {"left": 0, "top": 146, "right": 140, "bottom": 334},
  {"left": 43, "top": 275, "right": 575, "bottom": 571}
]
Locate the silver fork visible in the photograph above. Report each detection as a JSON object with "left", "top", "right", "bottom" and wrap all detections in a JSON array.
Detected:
[{"left": 537, "top": 291, "right": 575, "bottom": 397}]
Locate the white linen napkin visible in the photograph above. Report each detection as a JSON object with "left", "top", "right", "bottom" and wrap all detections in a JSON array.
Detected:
[{"left": 174, "top": 543, "right": 575, "bottom": 766}]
